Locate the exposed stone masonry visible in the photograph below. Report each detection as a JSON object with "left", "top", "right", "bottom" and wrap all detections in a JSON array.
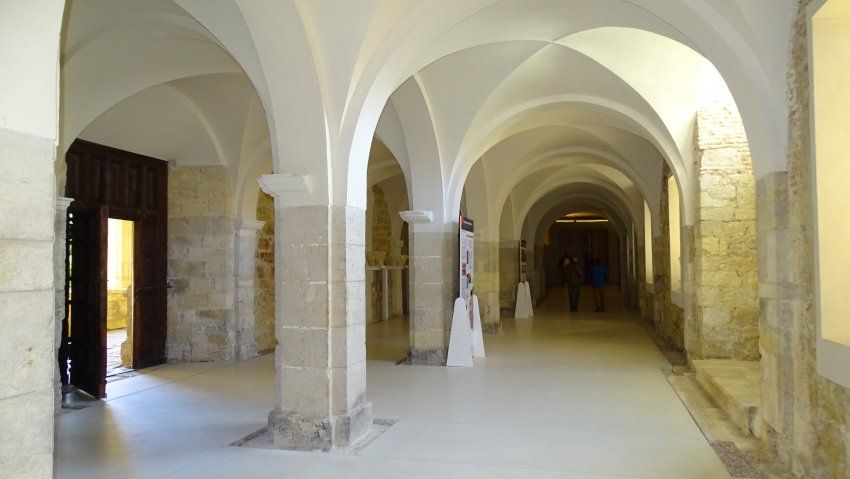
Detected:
[
  {"left": 407, "top": 227, "right": 455, "bottom": 365},
  {"left": 0, "top": 127, "right": 56, "bottom": 477},
  {"left": 474, "top": 239, "right": 501, "bottom": 331},
  {"left": 758, "top": 2, "right": 850, "bottom": 477},
  {"left": 499, "top": 240, "right": 520, "bottom": 314},
  {"left": 656, "top": 165, "right": 685, "bottom": 351},
  {"left": 367, "top": 185, "right": 392, "bottom": 323},
  {"left": 267, "top": 204, "right": 371, "bottom": 450},
  {"left": 255, "top": 192, "right": 275, "bottom": 353},
  {"left": 693, "top": 106, "right": 759, "bottom": 360},
  {"left": 166, "top": 166, "right": 236, "bottom": 362}
]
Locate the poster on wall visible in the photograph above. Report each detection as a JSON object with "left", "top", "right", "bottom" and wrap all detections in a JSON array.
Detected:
[
  {"left": 519, "top": 239, "right": 527, "bottom": 282},
  {"left": 459, "top": 216, "right": 474, "bottom": 311}
]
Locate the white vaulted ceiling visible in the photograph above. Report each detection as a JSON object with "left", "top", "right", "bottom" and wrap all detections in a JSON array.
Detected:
[{"left": 56, "top": 0, "right": 794, "bottom": 230}]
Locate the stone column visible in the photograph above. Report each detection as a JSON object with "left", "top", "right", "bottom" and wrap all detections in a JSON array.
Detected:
[
  {"left": 234, "top": 219, "right": 265, "bottom": 360},
  {"left": 474, "top": 238, "right": 501, "bottom": 333},
  {"left": 53, "top": 197, "right": 73, "bottom": 410},
  {"left": 387, "top": 239, "right": 407, "bottom": 318},
  {"left": 0, "top": 127, "right": 56, "bottom": 477},
  {"left": 756, "top": 172, "right": 793, "bottom": 446},
  {"left": 260, "top": 174, "right": 371, "bottom": 450},
  {"left": 401, "top": 211, "right": 453, "bottom": 365}
]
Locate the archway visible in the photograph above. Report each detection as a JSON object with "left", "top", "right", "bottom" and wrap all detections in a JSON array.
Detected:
[{"left": 56, "top": 0, "right": 274, "bottom": 399}]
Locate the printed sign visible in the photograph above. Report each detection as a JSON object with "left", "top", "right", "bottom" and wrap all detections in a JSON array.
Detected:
[{"left": 459, "top": 216, "right": 474, "bottom": 314}]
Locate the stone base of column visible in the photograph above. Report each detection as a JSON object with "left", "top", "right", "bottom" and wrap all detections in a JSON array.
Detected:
[
  {"left": 333, "top": 401, "right": 373, "bottom": 448},
  {"left": 268, "top": 402, "right": 373, "bottom": 451},
  {"left": 235, "top": 342, "right": 257, "bottom": 361},
  {"left": 483, "top": 320, "right": 502, "bottom": 334},
  {"left": 408, "top": 347, "right": 447, "bottom": 366}
]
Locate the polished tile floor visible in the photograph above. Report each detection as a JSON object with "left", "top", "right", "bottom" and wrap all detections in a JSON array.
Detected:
[{"left": 55, "top": 288, "right": 729, "bottom": 478}]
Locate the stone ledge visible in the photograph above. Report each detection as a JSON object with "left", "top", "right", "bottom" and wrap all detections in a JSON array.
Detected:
[{"left": 693, "top": 359, "right": 762, "bottom": 437}]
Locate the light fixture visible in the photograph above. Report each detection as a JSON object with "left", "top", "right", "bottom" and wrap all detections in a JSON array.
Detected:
[{"left": 556, "top": 218, "right": 609, "bottom": 223}]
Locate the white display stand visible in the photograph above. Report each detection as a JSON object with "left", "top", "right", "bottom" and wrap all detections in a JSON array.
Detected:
[
  {"left": 471, "top": 294, "right": 485, "bottom": 358},
  {"left": 514, "top": 281, "right": 533, "bottom": 319},
  {"left": 447, "top": 297, "right": 473, "bottom": 367},
  {"left": 523, "top": 281, "right": 534, "bottom": 317}
]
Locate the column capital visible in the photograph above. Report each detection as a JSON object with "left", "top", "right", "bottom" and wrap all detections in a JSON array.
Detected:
[
  {"left": 236, "top": 219, "right": 266, "bottom": 235},
  {"left": 399, "top": 210, "right": 433, "bottom": 224},
  {"left": 56, "top": 196, "right": 74, "bottom": 211},
  {"left": 258, "top": 174, "right": 310, "bottom": 198}
]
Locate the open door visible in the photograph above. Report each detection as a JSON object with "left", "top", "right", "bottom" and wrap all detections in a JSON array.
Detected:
[
  {"left": 133, "top": 214, "right": 168, "bottom": 368},
  {"left": 63, "top": 204, "right": 108, "bottom": 398},
  {"left": 65, "top": 139, "right": 169, "bottom": 377}
]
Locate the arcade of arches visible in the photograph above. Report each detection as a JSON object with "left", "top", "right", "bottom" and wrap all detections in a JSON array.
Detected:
[{"left": 2, "top": 0, "right": 850, "bottom": 477}]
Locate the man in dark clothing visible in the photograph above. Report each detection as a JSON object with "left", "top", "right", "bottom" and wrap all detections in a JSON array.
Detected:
[
  {"left": 565, "top": 256, "right": 582, "bottom": 312},
  {"left": 589, "top": 259, "right": 608, "bottom": 312}
]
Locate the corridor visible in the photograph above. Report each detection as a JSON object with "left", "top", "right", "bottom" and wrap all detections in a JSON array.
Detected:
[{"left": 56, "top": 289, "right": 728, "bottom": 478}]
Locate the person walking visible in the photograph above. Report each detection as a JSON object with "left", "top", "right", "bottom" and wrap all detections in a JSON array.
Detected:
[
  {"left": 589, "top": 259, "right": 608, "bottom": 312},
  {"left": 565, "top": 256, "right": 582, "bottom": 312}
]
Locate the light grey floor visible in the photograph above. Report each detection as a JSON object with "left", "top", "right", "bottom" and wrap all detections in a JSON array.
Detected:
[
  {"left": 56, "top": 288, "right": 729, "bottom": 478},
  {"left": 105, "top": 328, "right": 130, "bottom": 378}
]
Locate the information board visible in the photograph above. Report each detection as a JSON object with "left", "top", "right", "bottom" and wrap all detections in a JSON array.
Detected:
[{"left": 459, "top": 216, "right": 474, "bottom": 311}]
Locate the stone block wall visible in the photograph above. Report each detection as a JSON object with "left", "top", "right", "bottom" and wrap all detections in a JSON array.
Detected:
[
  {"left": 166, "top": 166, "right": 236, "bottom": 362},
  {"left": 268, "top": 204, "right": 371, "bottom": 449},
  {"left": 693, "top": 106, "right": 759, "bottom": 360},
  {"left": 530, "top": 242, "right": 547, "bottom": 304},
  {"left": 366, "top": 185, "right": 392, "bottom": 323},
  {"left": 408, "top": 228, "right": 455, "bottom": 364},
  {"left": 106, "top": 289, "right": 131, "bottom": 330},
  {"left": 474, "top": 239, "right": 500, "bottom": 331},
  {"left": 656, "top": 170, "right": 685, "bottom": 350},
  {"left": 255, "top": 192, "right": 276, "bottom": 353},
  {"left": 0, "top": 127, "right": 56, "bottom": 477},
  {"left": 499, "top": 240, "right": 520, "bottom": 314},
  {"left": 365, "top": 183, "right": 408, "bottom": 326},
  {"left": 759, "top": 2, "right": 850, "bottom": 476}
]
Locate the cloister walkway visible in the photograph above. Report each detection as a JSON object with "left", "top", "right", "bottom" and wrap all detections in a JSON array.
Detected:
[{"left": 56, "top": 288, "right": 729, "bottom": 478}]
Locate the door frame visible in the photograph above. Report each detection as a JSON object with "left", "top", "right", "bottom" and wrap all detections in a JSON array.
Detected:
[{"left": 64, "top": 140, "right": 168, "bottom": 393}]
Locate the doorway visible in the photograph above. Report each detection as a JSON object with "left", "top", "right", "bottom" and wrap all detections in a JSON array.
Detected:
[
  {"left": 106, "top": 218, "right": 134, "bottom": 378},
  {"left": 61, "top": 140, "right": 168, "bottom": 399}
]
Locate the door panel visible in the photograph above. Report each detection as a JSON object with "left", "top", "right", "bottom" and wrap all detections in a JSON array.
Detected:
[
  {"left": 65, "top": 139, "right": 168, "bottom": 374},
  {"left": 65, "top": 204, "right": 108, "bottom": 398},
  {"left": 133, "top": 214, "right": 168, "bottom": 368}
]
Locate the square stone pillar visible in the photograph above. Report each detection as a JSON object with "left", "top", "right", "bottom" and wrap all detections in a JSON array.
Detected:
[
  {"left": 499, "top": 240, "right": 521, "bottom": 311},
  {"left": 0, "top": 127, "right": 56, "bottom": 477},
  {"left": 474, "top": 239, "right": 501, "bottom": 333},
  {"left": 234, "top": 219, "right": 264, "bottom": 360},
  {"left": 260, "top": 174, "right": 371, "bottom": 450},
  {"left": 401, "top": 211, "right": 454, "bottom": 365}
]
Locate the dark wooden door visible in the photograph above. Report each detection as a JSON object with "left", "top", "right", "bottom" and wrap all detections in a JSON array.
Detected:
[
  {"left": 64, "top": 204, "right": 108, "bottom": 398},
  {"left": 65, "top": 139, "right": 168, "bottom": 377},
  {"left": 133, "top": 214, "right": 168, "bottom": 368}
]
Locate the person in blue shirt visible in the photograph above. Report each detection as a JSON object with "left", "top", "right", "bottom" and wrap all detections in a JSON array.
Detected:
[{"left": 589, "top": 259, "right": 608, "bottom": 312}]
